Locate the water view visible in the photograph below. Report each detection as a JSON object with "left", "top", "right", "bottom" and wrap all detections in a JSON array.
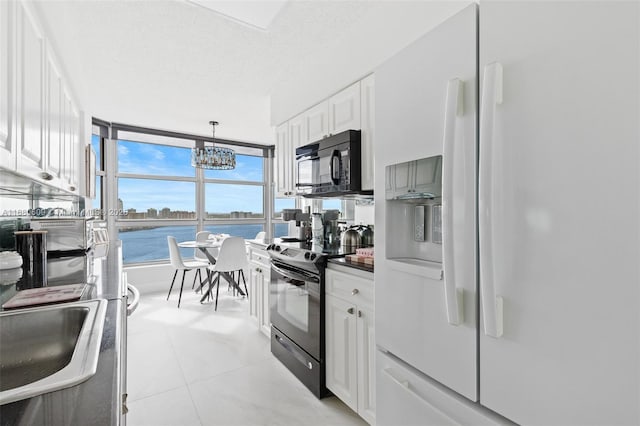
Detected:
[{"left": 120, "top": 223, "right": 288, "bottom": 264}]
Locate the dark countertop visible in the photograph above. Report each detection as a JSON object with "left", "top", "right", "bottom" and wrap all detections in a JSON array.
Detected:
[
  {"left": 0, "top": 242, "right": 125, "bottom": 425},
  {"left": 0, "top": 242, "right": 125, "bottom": 311},
  {"left": 328, "top": 257, "right": 374, "bottom": 274}
]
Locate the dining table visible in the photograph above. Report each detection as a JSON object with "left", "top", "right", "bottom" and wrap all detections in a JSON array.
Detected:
[{"left": 177, "top": 238, "right": 246, "bottom": 301}]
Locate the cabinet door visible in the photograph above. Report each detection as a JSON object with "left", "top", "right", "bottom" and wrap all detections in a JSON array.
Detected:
[
  {"left": 325, "top": 294, "right": 358, "bottom": 412},
  {"left": 259, "top": 269, "right": 270, "bottom": 336},
  {"left": 303, "top": 101, "right": 328, "bottom": 144},
  {"left": 288, "top": 114, "right": 305, "bottom": 193},
  {"left": 329, "top": 81, "right": 360, "bottom": 135},
  {"left": 248, "top": 264, "right": 260, "bottom": 321},
  {"left": 0, "top": 0, "right": 15, "bottom": 170},
  {"left": 274, "top": 122, "right": 291, "bottom": 197},
  {"left": 356, "top": 306, "right": 376, "bottom": 425},
  {"left": 68, "top": 104, "right": 80, "bottom": 192},
  {"left": 360, "top": 75, "right": 375, "bottom": 191},
  {"left": 61, "top": 93, "right": 73, "bottom": 186},
  {"left": 46, "top": 54, "right": 62, "bottom": 179},
  {"left": 16, "top": 2, "right": 46, "bottom": 180}
]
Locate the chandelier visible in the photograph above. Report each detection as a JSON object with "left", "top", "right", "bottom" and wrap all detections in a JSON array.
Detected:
[{"left": 191, "top": 121, "right": 236, "bottom": 170}]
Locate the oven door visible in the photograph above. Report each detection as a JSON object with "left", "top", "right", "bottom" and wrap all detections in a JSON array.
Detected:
[{"left": 270, "top": 261, "right": 322, "bottom": 360}]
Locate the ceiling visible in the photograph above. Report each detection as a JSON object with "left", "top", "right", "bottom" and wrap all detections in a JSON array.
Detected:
[{"left": 33, "top": 1, "right": 471, "bottom": 144}]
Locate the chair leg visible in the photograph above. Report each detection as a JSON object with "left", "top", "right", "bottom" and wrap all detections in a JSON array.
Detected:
[
  {"left": 178, "top": 270, "right": 187, "bottom": 308},
  {"left": 167, "top": 270, "right": 178, "bottom": 300},
  {"left": 191, "top": 269, "right": 199, "bottom": 290},
  {"left": 214, "top": 273, "right": 221, "bottom": 311},
  {"left": 239, "top": 269, "right": 248, "bottom": 297}
]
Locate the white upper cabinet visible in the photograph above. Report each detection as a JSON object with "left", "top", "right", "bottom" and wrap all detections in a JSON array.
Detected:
[
  {"left": 16, "top": 1, "right": 46, "bottom": 182},
  {"left": 303, "top": 101, "right": 328, "bottom": 144},
  {"left": 360, "top": 75, "right": 375, "bottom": 191},
  {"left": 274, "top": 76, "right": 374, "bottom": 193},
  {"left": 329, "top": 81, "right": 361, "bottom": 135},
  {"left": 5, "top": 1, "right": 82, "bottom": 194},
  {"left": 274, "top": 122, "right": 292, "bottom": 197},
  {"left": 46, "top": 51, "right": 63, "bottom": 180},
  {"left": 0, "top": 0, "right": 15, "bottom": 170}
]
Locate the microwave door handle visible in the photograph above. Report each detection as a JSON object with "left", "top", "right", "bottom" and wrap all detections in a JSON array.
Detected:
[{"left": 330, "top": 150, "right": 341, "bottom": 185}]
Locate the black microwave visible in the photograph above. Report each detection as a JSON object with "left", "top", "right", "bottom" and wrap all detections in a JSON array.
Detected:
[{"left": 295, "top": 130, "right": 372, "bottom": 198}]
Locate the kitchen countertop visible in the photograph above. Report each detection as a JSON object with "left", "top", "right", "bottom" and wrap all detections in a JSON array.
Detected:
[
  {"left": 0, "top": 242, "right": 125, "bottom": 425},
  {"left": 328, "top": 257, "right": 374, "bottom": 273}
]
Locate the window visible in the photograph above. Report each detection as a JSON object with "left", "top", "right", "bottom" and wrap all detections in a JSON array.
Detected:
[
  {"left": 119, "top": 225, "right": 196, "bottom": 264},
  {"left": 118, "top": 178, "right": 196, "bottom": 219},
  {"left": 205, "top": 182, "right": 263, "bottom": 218},
  {"left": 102, "top": 124, "right": 271, "bottom": 265},
  {"left": 204, "top": 224, "right": 264, "bottom": 240},
  {"left": 118, "top": 141, "right": 194, "bottom": 177}
]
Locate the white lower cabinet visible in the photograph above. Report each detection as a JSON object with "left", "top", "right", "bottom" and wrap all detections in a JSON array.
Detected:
[
  {"left": 325, "top": 266, "right": 375, "bottom": 424},
  {"left": 248, "top": 244, "right": 271, "bottom": 337}
]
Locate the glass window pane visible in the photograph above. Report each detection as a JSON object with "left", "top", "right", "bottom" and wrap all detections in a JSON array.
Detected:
[
  {"left": 118, "top": 140, "right": 194, "bottom": 177},
  {"left": 274, "top": 223, "right": 289, "bottom": 238},
  {"left": 119, "top": 225, "right": 196, "bottom": 264},
  {"left": 204, "top": 155, "right": 263, "bottom": 182},
  {"left": 204, "top": 224, "right": 264, "bottom": 240},
  {"left": 91, "top": 134, "right": 101, "bottom": 171},
  {"left": 205, "top": 184, "right": 263, "bottom": 218},
  {"left": 119, "top": 178, "right": 196, "bottom": 219},
  {"left": 322, "top": 199, "right": 342, "bottom": 212},
  {"left": 274, "top": 198, "right": 295, "bottom": 218}
]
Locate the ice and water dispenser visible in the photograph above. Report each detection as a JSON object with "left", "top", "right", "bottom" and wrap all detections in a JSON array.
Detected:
[{"left": 385, "top": 155, "right": 443, "bottom": 264}]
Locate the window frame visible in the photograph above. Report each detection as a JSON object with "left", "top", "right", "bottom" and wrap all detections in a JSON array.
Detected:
[{"left": 94, "top": 119, "right": 274, "bottom": 265}]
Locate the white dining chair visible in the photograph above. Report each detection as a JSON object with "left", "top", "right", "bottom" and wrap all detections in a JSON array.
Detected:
[
  {"left": 254, "top": 231, "right": 266, "bottom": 240},
  {"left": 167, "top": 236, "right": 209, "bottom": 307},
  {"left": 205, "top": 236, "right": 249, "bottom": 310}
]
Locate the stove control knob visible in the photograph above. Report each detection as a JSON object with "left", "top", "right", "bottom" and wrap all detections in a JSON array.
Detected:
[
  {"left": 275, "top": 245, "right": 281, "bottom": 252},
  {"left": 266, "top": 244, "right": 272, "bottom": 250},
  {"left": 304, "top": 252, "right": 311, "bottom": 260},
  {"left": 310, "top": 254, "right": 316, "bottom": 260}
]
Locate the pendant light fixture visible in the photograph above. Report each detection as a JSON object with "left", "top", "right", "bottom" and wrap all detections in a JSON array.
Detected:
[{"left": 191, "top": 121, "right": 236, "bottom": 170}]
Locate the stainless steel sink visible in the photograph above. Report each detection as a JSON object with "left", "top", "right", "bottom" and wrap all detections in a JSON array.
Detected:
[{"left": 0, "top": 299, "right": 107, "bottom": 405}]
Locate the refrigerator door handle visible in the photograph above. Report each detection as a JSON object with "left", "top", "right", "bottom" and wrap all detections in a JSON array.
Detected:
[
  {"left": 382, "top": 367, "right": 458, "bottom": 424},
  {"left": 442, "top": 78, "right": 464, "bottom": 326},
  {"left": 479, "top": 62, "right": 504, "bottom": 338}
]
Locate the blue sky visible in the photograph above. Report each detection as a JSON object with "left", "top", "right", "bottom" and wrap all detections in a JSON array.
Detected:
[{"left": 93, "top": 136, "right": 266, "bottom": 212}]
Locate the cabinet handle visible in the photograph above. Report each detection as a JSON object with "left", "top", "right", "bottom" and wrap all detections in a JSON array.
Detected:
[
  {"left": 347, "top": 307, "right": 354, "bottom": 315},
  {"left": 41, "top": 172, "right": 53, "bottom": 181},
  {"left": 69, "top": 185, "right": 76, "bottom": 191},
  {"left": 358, "top": 310, "right": 362, "bottom": 318},
  {"left": 352, "top": 289, "right": 359, "bottom": 295}
]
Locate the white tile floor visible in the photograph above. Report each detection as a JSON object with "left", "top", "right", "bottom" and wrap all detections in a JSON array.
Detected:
[{"left": 127, "top": 283, "right": 367, "bottom": 426}]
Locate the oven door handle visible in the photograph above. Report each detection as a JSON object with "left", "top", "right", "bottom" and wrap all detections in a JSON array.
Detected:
[{"left": 271, "top": 263, "right": 320, "bottom": 284}]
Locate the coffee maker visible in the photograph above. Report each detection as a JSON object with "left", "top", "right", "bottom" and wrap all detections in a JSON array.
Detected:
[
  {"left": 310, "top": 209, "right": 343, "bottom": 250},
  {"left": 281, "top": 208, "right": 312, "bottom": 242}
]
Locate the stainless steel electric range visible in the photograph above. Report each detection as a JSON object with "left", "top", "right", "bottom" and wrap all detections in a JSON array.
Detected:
[{"left": 266, "top": 242, "right": 351, "bottom": 398}]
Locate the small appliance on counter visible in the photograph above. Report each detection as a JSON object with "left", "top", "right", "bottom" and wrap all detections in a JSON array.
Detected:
[
  {"left": 281, "top": 208, "right": 312, "bottom": 242},
  {"left": 30, "top": 218, "right": 94, "bottom": 255},
  {"left": 14, "top": 230, "right": 48, "bottom": 289}
]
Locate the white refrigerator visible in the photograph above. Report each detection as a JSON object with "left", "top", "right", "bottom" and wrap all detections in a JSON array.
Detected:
[{"left": 375, "top": 2, "right": 639, "bottom": 425}]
